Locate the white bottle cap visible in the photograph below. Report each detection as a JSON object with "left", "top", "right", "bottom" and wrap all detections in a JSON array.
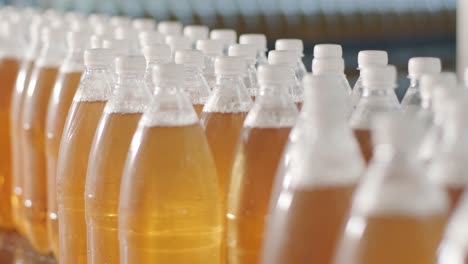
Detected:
[
  {"left": 132, "top": 18, "right": 156, "bottom": 31},
  {"left": 312, "top": 58, "right": 345, "bottom": 75},
  {"left": 84, "top": 48, "right": 113, "bottom": 67},
  {"left": 174, "top": 49, "right": 204, "bottom": 67},
  {"left": 358, "top": 50, "right": 388, "bottom": 69},
  {"left": 275, "top": 39, "right": 303, "bottom": 54},
  {"left": 115, "top": 55, "right": 146, "bottom": 74},
  {"left": 210, "top": 29, "right": 237, "bottom": 46},
  {"left": 228, "top": 44, "right": 257, "bottom": 60},
  {"left": 239, "top": 33, "right": 267, "bottom": 51},
  {"left": 90, "top": 34, "right": 104, "bottom": 49},
  {"left": 114, "top": 26, "right": 138, "bottom": 40},
  {"left": 88, "top": 14, "right": 108, "bottom": 25},
  {"left": 408, "top": 57, "right": 442, "bottom": 78},
  {"left": 66, "top": 31, "right": 90, "bottom": 49},
  {"left": 94, "top": 23, "right": 113, "bottom": 37},
  {"left": 196, "top": 39, "right": 224, "bottom": 55},
  {"left": 157, "top": 21, "right": 183, "bottom": 36},
  {"left": 142, "top": 43, "right": 172, "bottom": 62},
  {"left": 268, "top": 50, "right": 298, "bottom": 66},
  {"left": 215, "top": 56, "right": 246, "bottom": 75},
  {"left": 139, "top": 31, "right": 165, "bottom": 47},
  {"left": 103, "top": 39, "right": 131, "bottom": 55},
  {"left": 109, "top": 16, "right": 132, "bottom": 27},
  {"left": 361, "top": 65, "right": 397, "bottom": 89},
  {"left": 257, "top": 64, "right": 290, "bottom": 85},
  {"left": 183, "top": 25, "right": 209, "bottom": 43},
  {"left": 313, "top": 44, "right": 343, "bottom": 59},
  {"left": 152, "top": 63, "right": 185, "bottom": 85},
  {"left": 166, "top": 35, "right": 192, "bottom": 53}
]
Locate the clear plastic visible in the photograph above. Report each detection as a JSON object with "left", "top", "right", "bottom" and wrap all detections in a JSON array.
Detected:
[
  {"left": 21, "top": 26, "right": 66, "bottom": 254},
  {"left": 118, "top": 64, "right": 221, "bottom": 264},
  {"left": 56, "top": 51, "right": 113, "bottom": 264},
  {"left": 227, "top": 65, "right": 298, "bottom": 263},
  {"left": 85, "top": 56, "right": 149, "bottom": 264},
  {"left": 261, "top": 74, "right": 365, "bottom": 264},
  {"left": 334, "top": 112, "right": 449, "bottom": 264},
  {"left": 196, "top": 40, "right": 224, "bottom": 90},
  {"left": 177, "top": 63, "right": 211, "bottom": 117},
  {"left": 142, "top": 44, "right": 172, "bottom": 89}
]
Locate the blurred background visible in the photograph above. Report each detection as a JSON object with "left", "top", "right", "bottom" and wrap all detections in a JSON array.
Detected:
[{"left": 0, "top": 0, "right": 457, "bottom": 98}]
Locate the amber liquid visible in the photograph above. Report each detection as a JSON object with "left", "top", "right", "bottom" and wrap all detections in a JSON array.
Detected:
[
  {"left": 119, "top": 124, "right": 222, "bottom": 264},
  {"left": 193, "top": 104, "right": 204, "bottom": 117},
  {"left": 227, "top": 127, "right": 291, "bottom": 264},
  {"left": 10, "top": 60, "right": 34, "bottom": 235},
  {"left": 447, "top": 186, "right": 465, "bottom": 215},
  {"left": 45, "top": 71, "right": 83, "bottom": 258},
  {"left": 85, "top": 112, "right": 141, "bottom": 264},
  {"left": 354, "top": 129, "right": 373, "bottom": 163},
  {"left": 339, "top": 214, "right": 446, "bottom": 264},
  {"left": 264, "top": 186, "right": 356, "bottom": 264},
  {"left": 21, "top": 66, "right": 59, "bottom": 253},
  {"left": 57, "top": 101, "right": 106, "bottom": 264},
  {"left": 0, "top": 58, "right": 20, "bottom": 230}
]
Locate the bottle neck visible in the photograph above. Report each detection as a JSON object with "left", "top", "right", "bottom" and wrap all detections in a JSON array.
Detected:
[
  {"left": 216, "top": 74, "right": 244, "bottom": 86},
  {"left": 409, "top": 77, "right": 419, "bottom": 88},
  {"left": 362, "top": 86, "right": 395, "bottom": 96}
]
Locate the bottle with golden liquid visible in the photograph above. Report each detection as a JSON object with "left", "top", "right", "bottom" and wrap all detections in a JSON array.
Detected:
[
  {"left": 85, "top": 55, "right": 149, "bottom": 264},
  {"left": 267, "top": 50, "right": 303, "bottom": 108},
  {"left": 174, "top": 49, "right": 211, "bottom": 116},
  {"left": 200, "top": 56, "right": 253, "bottom": 262},
  {"left": 349, "top": 65, "right": 400, "bottom": 163},
  {"left": 261, "top": 74, "right": 365, "bottom": 264},
  {"left": 196, "top": 39, "right": 224, "bottom": 89},
  {"left": 334, "top": 112, "right": 449, "bottom": 264},
  {"left": 21, "top": 26, "right": 66, "bottom": 254},
  {"left": 142, "top": 43, "right": 172, "bottom": 88},
  {"left": 119, "top": 63, "right": 221, "bottom": 264},
  {"left": 228, "top": 44, "right": 259, "bottom": 98},
  {"left": 44, "top": 30, "right": 89, "bottom": 258},
  {"left": 227, "top": 65, "right": 298, "bottom": 264},
  {"left": 0, "top": 16, "right": 23, "bottom": 230},
  {"left": 10, "top": 16, "right": 43, "bottom": 236},
  {"left": 239, "top": 34, "right": 268, "bottom": 68},
  {"left": 56, "top": 48, "right": 113, "bottom": 264},
  {"left": 351, "top": 50, "right": 388, "bottom": 108}
]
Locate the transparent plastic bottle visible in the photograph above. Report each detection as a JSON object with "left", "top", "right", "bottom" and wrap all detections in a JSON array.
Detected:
[
  {"left": 56, "top": 48, "right": 113, "bottom": 264},
  {"left": 228, "top": 44, "right": 259, "bottom": 99},
  {"left": 351, "top": 50, "right": 388, "bottom": 108},
  {"left": 174, "top": 49, "right": 211, "bottom": 116},
  {"left": 21, "top": 26, "right": 66, "bottom": 254},
  {"left": 275, "top": 39, "right": 307, "bottom": 80},
  {"left": 312, "top": 44, "right": 351, "bottom": 93},
  {"left": 261, "top": 74, "right": 365, "bottom": 264},
  {"left": 268, "top": 50, "right": 303, "bottom": 108},
  {"left": 427, "top": 98, "right": 468, "bottom": 215},
  {"left": 334, "top": 112, "right": 449, "bottom": 264},
  {"left": 0, "top": 18, "right": 23, "bottom": 230},
  {"left": 196, "top": 39, "right": 224, "bottom": 89},
  {"left": 227, "top": 65, "right": 299, "bottom": 264},
  {"left": 103, "top": 38, "right": 131, "bottom": 57},
  {"left": 142, "top": 43, "right": 172, "bottom": 88},
  {"left": 44, "top": 30, "right": 89, "bottom": 259},
  {"left": 210, "top": 29, "right": 237, "bottom": 54},
  {"left": 184, "top": 25, "right": 209, "bottom": 47},
  {"left": 132, "top": 18, "right": 156, "bottom": 32},
  {"left": 114, "top": 26, "right": 140, "bottom": 55},
  {"left": 85, "top": 55, "right": 149, "bottom": 264},
  {"left": 109, "top": 16, "right": 132, "bottom": 27},
  {"left": 119, "top": 63, "right": 221, "bottom": 264},
  {"left": 239, "top": 34, "right": 268, "bottom": 68},
  {"left": 10, "top": 16, "right": 43, "bottom": 236},
  {"left": 138, "top": 30, "right": 165, "bottom": 48},
  {"left": 349, "top": 65, "right": 400, "bottom": 163},
  {"left": 401, "top": 57, "right": 442, "bottom": 111},
  {"left": 166, "top": 35, "right": 192, "bottom": 57},
  {"left": 157, "top": 21, "right": 183, "bottom": 36}
]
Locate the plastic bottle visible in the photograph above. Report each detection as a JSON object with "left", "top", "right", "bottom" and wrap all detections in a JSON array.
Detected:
[
  {"left": 157, "top": 21, "right": 183, "bottom": 36},
  {"left": 119, "top": 63, "right": 221, "bottom": 264},
  {"left": 56, "top": 48, "right": 113, "bottom": 264},
  {"left": 184, "top": 25, "right": 209, "bottom": 47},
  {"left": 312, "top": 44, "right": 351, "bottom": 94},
  {"left": 142, "top": 43, "right": 172, "bottom": 88},
  {"left": 349, "top": 65, "right": 400, "bottom": 163},
  {"left": 351, "top": 50, "right": 388, "bottom": 108},
  {"left": 109, "top": 16, "right": 132, "bottom": 27},
  {"left": 174, "top": 49, "right": 211, "bottom": 116},
  {"left": 166, "top": 35, "right": 192, "bottom": 57},
  {"left": 44, "top": 30, "right": 89, "bottom": 259},
  {"left": 334, "top": 112, "right": 449, "bottom": 264},
  {"left": 103, "top": 38, "right": 131, "bottom": 57},
  {"left": 401, "top": 57, "right": 442, "bottom": 111},
  {"left": 275, "top": 39, "right": 307, "bottom": 80},
  {"left": 10, "top": 16, "right": 43, "bottom": 236},
  {"left": 228, "top": 44, "right": 259, "bottom": 99},
  {"left": 196, "top": 39, "right": 224, "bottom": 90},
  {"left": 268, "top": 50, "right": 303, "bottom": 108},
  {"left": 210, "top": 29, "right": 237, "bottom": 54},
  {"left": 138, "top": 30, "right": 165, "bottom": 47},
  {"left": 261, "top": 74, "right": 365, "bottom": 264},
  {"left": 85, "top": 55, "right": 149, "bottom": 264},
  {"left": 21, "top": 26, "right": 66, "bottom": 254},
  {"left": 114, "top": 26, "right": 140, "bottom": 55},
  {"left": 239, "top": 34, "right": 268, "bottom": 67},
  {"left": 227, "top": 65, "right": 298, "bottom": 264},
  {"left": 132, "top": 18, "right": 156, "bottom": 32}
]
